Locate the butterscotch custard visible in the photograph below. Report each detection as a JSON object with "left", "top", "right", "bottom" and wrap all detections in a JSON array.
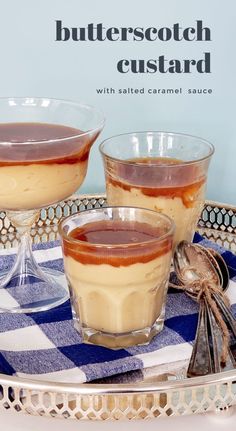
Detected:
[
  {"left": 106, "top": 157, "right": 206, "bottom": 245},
  {"left": 0, "top": 122, "right": 92, "bottom": 210},
  {"left": 62, "top": 218, "right": 173, "bottom": 337}
]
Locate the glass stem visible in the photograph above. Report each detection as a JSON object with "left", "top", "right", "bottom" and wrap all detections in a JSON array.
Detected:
[
  {"left": 0, "top": 209, "right": 68, "bottom": 313},
  {"left": 3, "top": 210, "right": 45, "bottom": 284}
]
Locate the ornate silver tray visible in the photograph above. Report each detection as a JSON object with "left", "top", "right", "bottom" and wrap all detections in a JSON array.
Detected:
[{"left": 0, "top": 195, "right": 236, "bottom": 421}]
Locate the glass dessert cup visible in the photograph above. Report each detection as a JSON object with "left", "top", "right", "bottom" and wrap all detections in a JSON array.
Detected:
[
  {"left": 100, "top": 132, "right": 214, "bottom": 247},
  {"left": 59, "top": 206, "right": 174, "bottom": 349},
  {"left": 0, "top": 97, "right": 104, "bottom": 313}
]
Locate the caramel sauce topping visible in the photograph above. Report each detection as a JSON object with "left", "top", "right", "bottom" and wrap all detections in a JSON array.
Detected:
[
  {"left": 0, "top": 122, "right": 91, "bottom": 166},
  {"left": 63, "top": 220, "right": 172, "bottom": 266},
  {"left": 108, "top": 157, "right": 205, "bottom": 208}
]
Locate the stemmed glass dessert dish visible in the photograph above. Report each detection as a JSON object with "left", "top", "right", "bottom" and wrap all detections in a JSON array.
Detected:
[
  {"left": 0, "top": 97, "right": 104, "bottom": 313},
  {"left": 100, "top": 132, "right": 214, "bottom": 247}
]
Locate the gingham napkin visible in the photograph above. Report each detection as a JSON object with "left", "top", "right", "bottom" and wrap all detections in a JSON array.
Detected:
[{"left": 0, "top": 233, "right": 235, "bottom": 383}]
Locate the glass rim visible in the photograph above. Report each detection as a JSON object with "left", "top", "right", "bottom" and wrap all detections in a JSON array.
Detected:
[
  {"left": 99, "top": 130, "right": 215, "bottom": 167},
  {"left": 0, "top": 96, "right": 105, "bottom": 145},
  {"left": 59, "top": 206, "right": 175, "bottom": 249}
]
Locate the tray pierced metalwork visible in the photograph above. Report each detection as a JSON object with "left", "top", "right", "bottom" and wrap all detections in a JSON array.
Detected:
[{"left": 0, "top": 195, "right": 236, "bottom": 421}]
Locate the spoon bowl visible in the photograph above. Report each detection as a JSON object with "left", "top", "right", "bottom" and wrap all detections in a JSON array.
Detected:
[
  {"left": 173, "top": 241, "right": 221, "bottom": 295},
  {"left": 205, "top": 247, "right": 230, "bottom": 292}
]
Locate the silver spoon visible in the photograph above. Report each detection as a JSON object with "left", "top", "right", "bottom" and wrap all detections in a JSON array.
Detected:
[
  {"left": 174, "top": 241, "right": 219, "bottom": 376},
  {"left": 206, "top": 248, "right": 229, "bottom": 290},
  {"left": 201, "top": 247, "right": 236, "bottom": 338},
  {"left": 174, "top": 241, "right": 221, "bottom": 289},
  {"left": 198, "top": 247, "right": 235, "bottom": 372},
  {"left": 196, "top": 245, "right": 236, "bottom": 339},
  {"left": 206, "top": 301, "right": 236, "bottom": 372},
  {"left": 174, "top": 241, "right": 235, "bottom": 376},
  {"left": 187, "top": 296, "right": 213, "bottom": 377}
]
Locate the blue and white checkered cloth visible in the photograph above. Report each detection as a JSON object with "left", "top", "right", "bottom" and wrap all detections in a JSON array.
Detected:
[{"left": 0, "top": 233, "right": 235, "bottom": 383}]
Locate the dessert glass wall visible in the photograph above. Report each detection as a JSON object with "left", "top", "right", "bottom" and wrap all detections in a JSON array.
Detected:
[
  {"left": 100, "top": 132, "right": 214, "bottom": 247},
  {"left": 59, "top": 206, "right": 174, "bottom": 348},
  {"left": 0, "top": 97, "right": 104, "bottom": 313}
]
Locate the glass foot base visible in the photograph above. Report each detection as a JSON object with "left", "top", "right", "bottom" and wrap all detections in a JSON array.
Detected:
[
  {"left": 74, "top": 318, "right": 164, "bottom": 349},
  {"left": 0, "top": 267, "right": 69, "bottom": 314}
]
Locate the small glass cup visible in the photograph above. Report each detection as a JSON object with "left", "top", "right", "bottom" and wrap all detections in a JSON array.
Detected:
[
  {"left": 59, "top": 207, "right": 174, "bottom": 349},
  {"left": 100, "top": 132, "right": 214, "bottom": 247}
]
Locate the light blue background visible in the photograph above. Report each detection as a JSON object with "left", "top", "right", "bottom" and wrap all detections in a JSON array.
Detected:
[{"left": 1, "top": 0, "right": 235, "bottom": 204}]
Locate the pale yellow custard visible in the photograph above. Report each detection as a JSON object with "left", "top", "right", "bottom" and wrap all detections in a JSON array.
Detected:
[
  {"left": 107, "top": 181, "right": 205, "bottom": 245},
  {"left": 0, "top": 161, "right": 87, "bottom": 210},
  {"left": 64, "top": 251, "right": 172, "bottom": 334},
  {"left": 61, "top": 219, "right": 173, "bottom": 347}
]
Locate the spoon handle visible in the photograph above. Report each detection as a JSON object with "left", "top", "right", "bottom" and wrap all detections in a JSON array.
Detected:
[
  {"left": 206, "top": 302, "right": 236, "bottom": 372},
  {"left": 212, "top": 293, "right": 236, "bottom": 338},
  {"left": 205, "top": 302, "right": 221, "bottom": 373},
  {"left": 187, "top": 298, "right": 213, "bottom": 377}
]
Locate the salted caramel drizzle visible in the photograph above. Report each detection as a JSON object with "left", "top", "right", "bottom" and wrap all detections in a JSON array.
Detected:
[
  {"left": 107, "top": 157, "right": 205, "bottom": 208},
  {"left": 63, "top": 220, "right": 172, "bottom": 266},
  {"left": 0, "top": 122, "right": 91, "bottom": 166}
]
